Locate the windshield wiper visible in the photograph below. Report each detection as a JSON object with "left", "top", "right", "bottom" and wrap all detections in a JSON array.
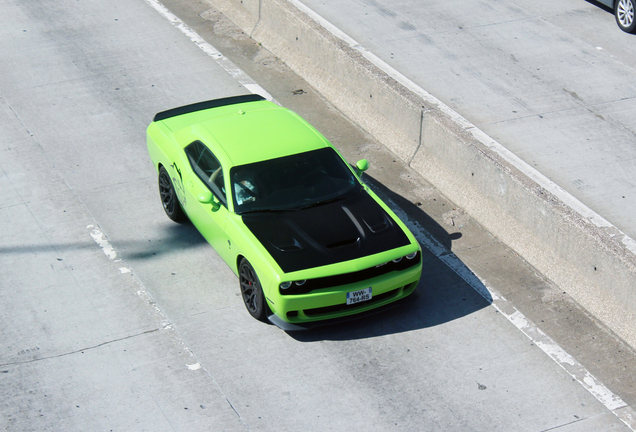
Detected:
[
  {"left": 298, "top": 195, "right": 345, "bottom": 210},
  {"left": 238, "top": 207, "right": 291, "bottom": 215}
]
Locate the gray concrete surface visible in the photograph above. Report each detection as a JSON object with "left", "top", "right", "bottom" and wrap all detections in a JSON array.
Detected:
[
  {"left": 207, "top": 0, "right": 636, "bottom": 351},
  {"left": 288, "top": 0, "right": 636, "bottom": 238},
  {"left": 3, "top": 0, "right": 636, "bottom": 430}
]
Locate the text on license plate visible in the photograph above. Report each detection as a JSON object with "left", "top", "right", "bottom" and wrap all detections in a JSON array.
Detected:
[{"left": 346, "top": 287, "right": 372, "bottom": 305}]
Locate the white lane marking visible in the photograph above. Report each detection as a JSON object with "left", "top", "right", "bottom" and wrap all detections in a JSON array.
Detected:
[
  {"left": 89, "top": 225, "right": 134, "bottom": 275},
  {"left": 388, "top": 203, "right": 636, "bottom": 430},
  {"left": 87, "top": 225, "right": 206, "bottom": 372},
  {"left": 88, "top": 225, "right": 120, "bottom": 261},
  {"left": 87, "top": 224, "right": 250, "bottom": 428},
  {"left": 143, "top": 0, "right": 276, "bottom": 104}
]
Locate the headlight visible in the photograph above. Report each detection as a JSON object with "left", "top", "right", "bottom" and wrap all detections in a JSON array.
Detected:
[
  {"left": 392, "top": 257, "right": 403, "bottom": 263},
  {"left": 280, "top": 280, "right": 306, "bottom": 290},
  {"left": 406, "top": 252, "right": 418, "bottom": 260}
]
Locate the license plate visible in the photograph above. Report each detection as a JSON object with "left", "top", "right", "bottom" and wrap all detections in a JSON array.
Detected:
[{"left": 346, "top": 287, "right": 372, "bottom": 305}]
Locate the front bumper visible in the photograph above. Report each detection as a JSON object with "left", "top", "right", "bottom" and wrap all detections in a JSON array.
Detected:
[{"left": 267, "top": 285, "right": 419, "bottom": 331}]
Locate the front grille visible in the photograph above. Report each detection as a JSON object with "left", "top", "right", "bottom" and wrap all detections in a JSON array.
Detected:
[
  {"left": 303, "top": 288, "right": 401, "bottom": 317},
  {"left": 280, "top": 251, "right": 420, "bottom": 295}
]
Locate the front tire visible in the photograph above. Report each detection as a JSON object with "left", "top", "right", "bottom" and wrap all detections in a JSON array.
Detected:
[
  {"left": 158, "top": 166, "right": 185, "bottom": 222},
  {"left": 616, "top": 0, "right": 636, "bottom": 33},
  {"left": 239, "top": 258, "right": 268, "bottom": 321}
]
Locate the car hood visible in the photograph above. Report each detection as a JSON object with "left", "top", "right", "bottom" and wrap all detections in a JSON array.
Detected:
[{"left": 241, "top": 190, "right": 410, "bottom": 273}]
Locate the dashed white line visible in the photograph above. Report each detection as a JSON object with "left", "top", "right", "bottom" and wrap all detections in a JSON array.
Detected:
[
  {"left": 87, "top": 224, "right": 249, "bottom": 427},
  {"left": 88, "top": 225, "right": 119, "bottom": 261}
]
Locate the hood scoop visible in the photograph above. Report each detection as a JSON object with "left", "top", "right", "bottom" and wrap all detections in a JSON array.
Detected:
[
  {"left": 269, "top": 236, "right": 304, "bottom": 252},
  {"left": 363, "top": 214, "right": 390, "bottom": 233},
  {"left": 326, "top": 237, "right": 360, "bottom": 250}
]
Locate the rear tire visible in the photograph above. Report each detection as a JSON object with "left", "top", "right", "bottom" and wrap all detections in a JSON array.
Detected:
[
  {"left": 616, "top": 0, "right": 636, "bottom": 33},
  {"left": 239, "top": 258, "right": 268, "bottom": 321},
  {"left": 158, "top": 166, "right": 185, "bottom": 222}
]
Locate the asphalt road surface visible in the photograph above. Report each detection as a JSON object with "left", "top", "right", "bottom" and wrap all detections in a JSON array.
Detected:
[{"left": 1, "top": 0, "right": 635, "bottom": 430}]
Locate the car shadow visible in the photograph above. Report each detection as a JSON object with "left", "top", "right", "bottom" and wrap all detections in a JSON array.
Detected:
[
  {"left": 124, "top": 222, "right": 208, "bottom": 260},
  {"left": 0, "top": 221, "right": 208, "bottom": 261},
  {"left": 287, "top": 173, "right": 493, "bottom": 342},
  {"left": 586, "top": 0, "right": 613, "bottom": 14},
  {"left": 368, "top": 173, "right": 461, "bottom": 251}
]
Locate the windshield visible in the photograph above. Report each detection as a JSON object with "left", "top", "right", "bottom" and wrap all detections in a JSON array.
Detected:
[{"left": 231, "top": 147, "right": 361, "bottom": 214}]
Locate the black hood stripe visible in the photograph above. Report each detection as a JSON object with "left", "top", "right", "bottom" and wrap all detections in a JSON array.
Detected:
[{"left": 242, "top": 191, "right": 410, "bottom": 273}]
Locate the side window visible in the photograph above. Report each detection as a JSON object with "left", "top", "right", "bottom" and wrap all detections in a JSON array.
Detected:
[{"left": 184, "top": 141, "right": 226, "bottom": 205}]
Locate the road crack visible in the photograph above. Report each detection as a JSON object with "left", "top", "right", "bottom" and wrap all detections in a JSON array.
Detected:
[{"left": 0, "top": 328, "right": 160, "bottom": 368}]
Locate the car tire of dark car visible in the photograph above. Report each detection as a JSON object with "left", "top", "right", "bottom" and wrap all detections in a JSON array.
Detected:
[
  {"left": 616, "top": 0, "right": 636, "bottom": 33},
  {"left": 158, "top": 165, "right": 186, "bottom": 222},
  {"left": 239, "top": 258, "right": 268, "bottom": 321}
]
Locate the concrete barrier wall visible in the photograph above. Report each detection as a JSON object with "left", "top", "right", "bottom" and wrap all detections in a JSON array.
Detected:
[
  {"left": 210, "top": 0, "right": 425, "bottom": 162},
  {"left": 207, "top": 0, "right": 636, "bottom": 347}
]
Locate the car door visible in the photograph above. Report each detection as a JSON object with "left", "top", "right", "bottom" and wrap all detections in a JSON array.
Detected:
[{"left": 182, "top": 140, "right": 233, "bottom": 266}]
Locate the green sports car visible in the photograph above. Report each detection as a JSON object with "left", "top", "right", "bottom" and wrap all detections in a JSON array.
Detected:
[{"left": 147, "top": 94, "right": 422, "bottom": 330}]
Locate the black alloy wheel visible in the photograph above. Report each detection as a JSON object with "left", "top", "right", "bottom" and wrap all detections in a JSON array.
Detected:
[
  {"left": 239, "top": 258, "right": 268, "bottom": 321},
  {"left": 158, "top": 166, "right": 185, "bottom": 222}
]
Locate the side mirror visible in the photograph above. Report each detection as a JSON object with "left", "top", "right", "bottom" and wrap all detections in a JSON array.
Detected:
[
  {"left": 210, "top": 197, "right": 221, "bottom": 212},
  {"left": 190, "top": 180, "right": 222, "bottom": 212},
  {"left": 197, "top": 190, "right": 213, "bottom": 204},
  {"left": 355, "top": 159, "right": 369, "bottom": 176}
]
